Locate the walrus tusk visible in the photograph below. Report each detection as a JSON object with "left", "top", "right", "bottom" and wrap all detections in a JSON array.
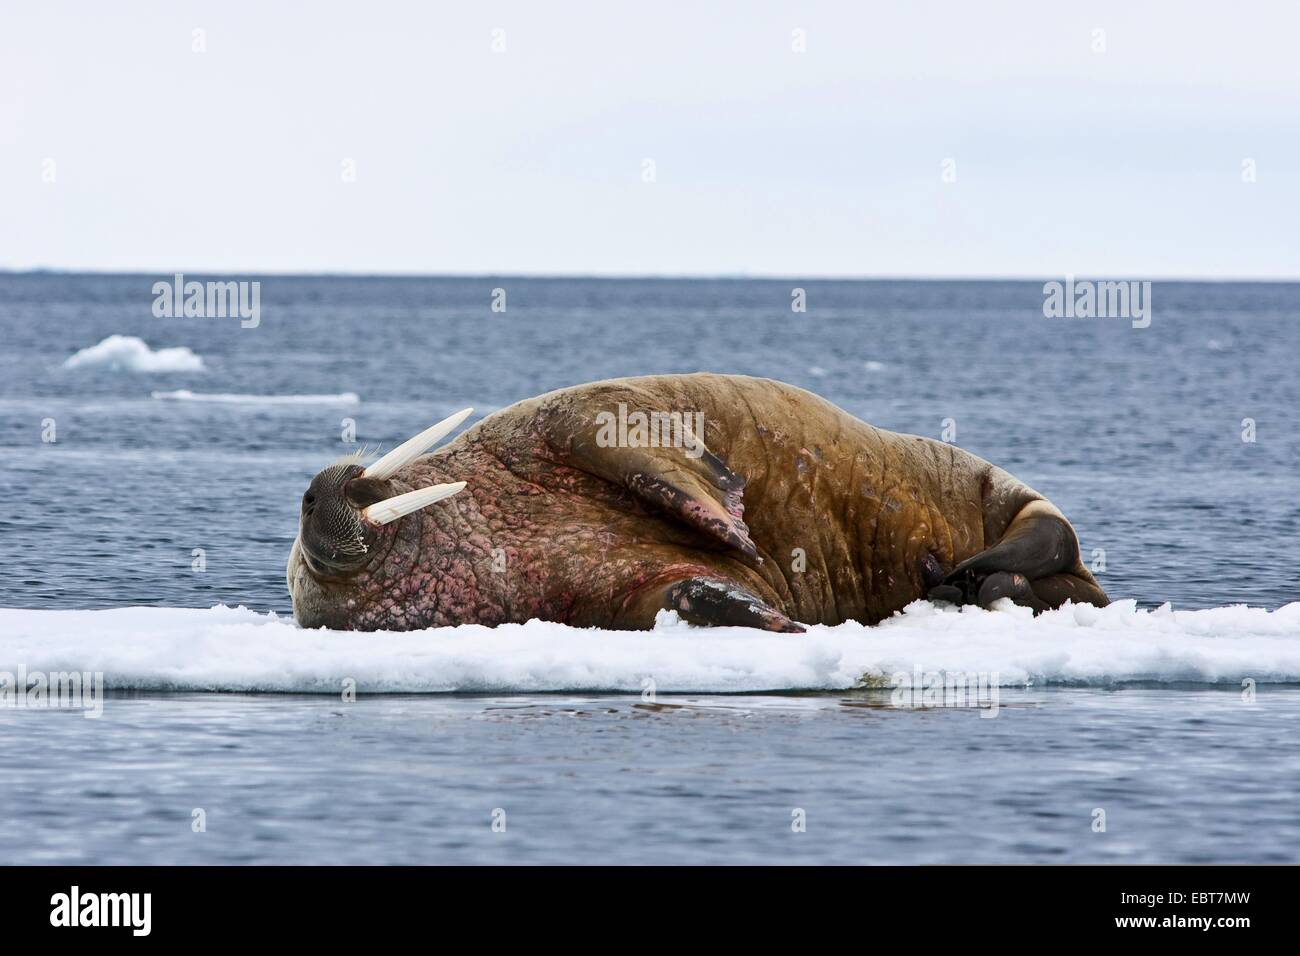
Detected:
[
  {"left": 362, "top": 481, "right": 467, "bottom": 525},
  {"left": 362, "top": 408, "right": 474, "bottom": 480}
]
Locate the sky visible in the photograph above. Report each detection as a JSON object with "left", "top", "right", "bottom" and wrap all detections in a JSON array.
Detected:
[{"left": 1, "top": 1, "right": 1297, "bottom": 278}]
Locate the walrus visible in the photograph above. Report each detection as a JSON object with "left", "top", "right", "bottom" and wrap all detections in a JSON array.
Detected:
[{"left": 288, "top": 374, "right": 1108, "bottom": 632}]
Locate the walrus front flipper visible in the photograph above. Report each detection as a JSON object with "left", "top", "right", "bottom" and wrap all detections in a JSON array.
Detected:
[
  {"left": 665, "top": 578, "right": 804, "bottom": 633},
  {"left": 547, "top": 417, "right": 758, "bottom": 559}
]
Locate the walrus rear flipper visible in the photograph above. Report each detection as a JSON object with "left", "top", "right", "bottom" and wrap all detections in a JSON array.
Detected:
[
  {"left": 946, "top": 499, "right": 1076, "bottom": 583},
  {"left": 932, "top": 499, "right": 1108, "bottom": 612},
  {"left": 547, "top": 416, "right": 759, "bottom": 560}
]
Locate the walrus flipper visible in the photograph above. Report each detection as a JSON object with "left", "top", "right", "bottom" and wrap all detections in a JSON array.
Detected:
[
  {"left": 547, "top": 419, "right": 759, "bottom": 560},
  {"left": 625, "top": 452, "right": 758, "bottom": 560},
  {"left": 946, "top": 499, "right": 1076, "bottom": 583},
  {"left": 932, "top": 499, "right": 1108, "bottom": 612},
  {"left": 665, "top": 577, "right": 804, "bottom": 633}
]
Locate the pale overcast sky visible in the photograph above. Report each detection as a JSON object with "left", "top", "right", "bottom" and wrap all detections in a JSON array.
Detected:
[{"left": 1, "top": 1, "right": 1297, "bottom": 277}]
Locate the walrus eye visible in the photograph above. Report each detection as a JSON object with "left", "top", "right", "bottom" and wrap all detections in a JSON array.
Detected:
[
  {"left": 341, "top": 477, "right": 391, "bottom": 510},
  {"left": 302, "top": 492, "right": 316, "bottom": 516}
]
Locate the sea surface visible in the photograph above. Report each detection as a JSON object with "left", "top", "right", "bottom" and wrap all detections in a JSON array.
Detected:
[
  {"left": 7, "top": 688, "right": 1298, "bottom": 866},
  {"left": 1, "top": 274, "right": 1298, "bottom": 864}
]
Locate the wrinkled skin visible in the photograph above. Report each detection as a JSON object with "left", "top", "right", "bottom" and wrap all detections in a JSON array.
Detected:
[{"left": 288, "top": 374, "right": 1108, "bottom": 632}]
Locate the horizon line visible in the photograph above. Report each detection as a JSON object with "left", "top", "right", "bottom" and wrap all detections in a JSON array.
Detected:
[{"left": 3, "top": 267, "right": 1300, "bottom": 284}]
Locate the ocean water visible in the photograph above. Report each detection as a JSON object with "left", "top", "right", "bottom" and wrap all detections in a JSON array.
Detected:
[
  {"left": 7, "top": 688, "right": 1298, "bottom": 866},
  {"left": 1, "top": 274, "right": 1298, "bottom": 864}
]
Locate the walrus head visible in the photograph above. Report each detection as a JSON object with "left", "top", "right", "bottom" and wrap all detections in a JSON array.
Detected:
[{"left": 294, "top": 409, "right": 472, "bottom": 580}]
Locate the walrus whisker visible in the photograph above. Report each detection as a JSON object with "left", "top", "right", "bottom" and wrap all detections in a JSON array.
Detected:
[
  {"left": 332, "top": 444, "right": 375, "bottom": 468},
  {"left": 362, "top": 408, "right": 474, "bottom": 481},
  {"left": 362, "top": 481, "right": 467, "bottom": 525}
]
